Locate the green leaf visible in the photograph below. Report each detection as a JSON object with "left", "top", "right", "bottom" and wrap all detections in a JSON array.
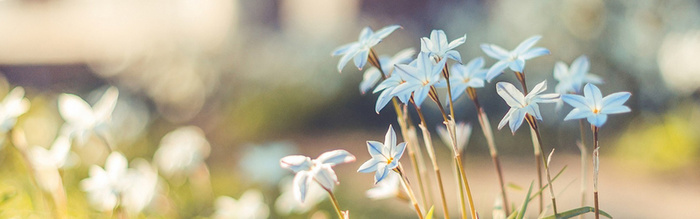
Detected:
[
  {"left": 507, "top": 183, "right": 523, "bottom": 191},
  {"left": 529, "top": 166, "right": 568, "bottom": 200},
  {"left": 425, "top": 205, "right": 435, "bottom": 219},
  {"left": 516, "top": 181, "right": 534, "bottom": 219},
  {"left": 540, "top": 206, "right": 613, "bottom": 219}
]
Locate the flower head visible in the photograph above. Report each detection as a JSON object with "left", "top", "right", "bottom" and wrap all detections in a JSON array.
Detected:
[
  {"left": 121, "top": 159, "right": 159, "bottom": 215},
  {"left": 58, "top": 86, "right": 118, "bottom": 146},
  {"left": 360, "top": 48, "right": 416, "bottom": 95},
  {"left": 496, "top": 81, "right": 559, "bottom": 133},
  {"left": 213, "top": 190, "right": 270, "bottom": 219},
  {"left": 0, "top": 87, "right": 30, "bottom": 133},
  {"left": 153, "top": 126, "right": 211, "bottom": 177},
  {"left": 436, "top": 57, "right": 488, "bottom": 102},
  {"left": 373, "top": 73, "right": 411, "bottom": 113},
  {"left": 81, "top": 152, "right": 129, "bottom": 211},
  {"left": 357, "top": 125, "right": 407, "bottom": 184},
  {"left": 437, "top": 121, "right": 472, "bottom": 153},
  {"left": 365, "top": 171, "right": 401, "bottom": 200},
  {"left": 332, "top": 25, "right": 402, "bottom": 72},
  {"left": 391, "top": 52, "right": 448, "bottom": 107},
  {"left": 27, "top": 135, "right": 71, "bottom": 192},
  {"left": 481, "top": 35, "right": 551, "bottom": 82},
  {"left": 280, "top": 150, "right": 355, "bottom": 203},
  {"left": 553, "top": 55, "right": 603, "bottom": 94},
  {"left": 275, "top": 177, "right": 326, "bottom": 215},
  {"left": 420, "top": 30, "right": 466, "bottom": 63},
  {"left": 561, "top": 84, "right": 631, "bottom": 127}
]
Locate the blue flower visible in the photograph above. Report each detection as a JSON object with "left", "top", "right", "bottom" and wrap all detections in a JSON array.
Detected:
[
  {"left": 390, "top": 52, "right": 448, "bottom": 107},
  {"left": 496, "top": 81, "right": 559, "bottom": 133},
  {"left": 481, "top": 35, "right": 551, "bottom": 82},
  {"left": 358, "top": 125, "right": 407, "bottom": 184},
  {"left": 435, "top": 57, "right": 488, "bottom": 102},
  {"left": 280, "top": 150, "right": 355, "bottom": 203},
  {"left": 420, "top": 30, "right": 466, "bottom": 63},
  {"left": 373, "top": 73, "right": 412, "bottom": 113},
  {"left": 359, "top": 48, "right": 416, "bottom": 95},
  {"left": 561, "top": 84, "right": 631, "bottom": 127},
  {"left": 553, "top": 55, "right": 603, "bottom": 95},
  {"left": 332, "top": 25, "right": 402, "bottom": 72}
]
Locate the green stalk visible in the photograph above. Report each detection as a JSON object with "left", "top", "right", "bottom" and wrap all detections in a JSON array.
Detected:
[
  {"left": 514, "top": 71, "right": 544, "bottom": 213},
  {"left": 326, "top": 189, "right": 345, "bottom": 219},
  {"left": 397, "top": 165, "right": 425, "bottom": 219},
  {"left": 525, "top": 115, "right": 558, "bottom": 217}
]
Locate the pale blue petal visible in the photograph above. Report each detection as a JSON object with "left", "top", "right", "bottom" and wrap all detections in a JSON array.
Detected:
[
  {"left": 571, "top": 55, "right": 589, "bottom": 76},
  {"left": 313, "top": 165, "right": 338, "bottom": 190},
  {"left": 337, "top": 49, "right": 359, "bottom": 72},
  {"left": 508, "top": 58, "right": 525, "bottom": 72},
  {"left": 496, "top": 82, "right": 526, "bottom": 107},
  {"left": 498, "top": 108, "right": 515, "bottom": 130},
  {"left": 293, "top": 171, "right": 310, "bottom": 202},
  {"left": 474, "top": 69, "right": 488, "bottom": 81},
  {"left": 280, "top": 155, "right": 312, "bottom": 173},
  {"left": 514, "top": 35, "right": 542, "bottom": 55},
  {"left": 486, "top": 60, "right": 510, "bottom": 82},
  {"left": 359, "top": 27, "right": 373, "bottom": 42},
  {"left": 600, "top": 105, "right": 631, "bottom": 115},
  {"left": 372, "top": 25, "right": 401, "bottom": 41},
  {"left": 360, "top": 68, "right": 382, "bottom": 94},
  {"left": 529, "top": 80, "right": 548, "bottom": 96},
  {"left": 602, "top": 92, "right": 631, "bottom": 108},
  {"left": 447, "top": 34, "right": 467, "bottom": 50},
  {"left": 588, "top": 114, "right": 608, "bottom": 127},
  {"left": 354, "top": 49, "right": 370, "bottom": 70},
  {"left": 389, "top": 48, "right": 416, "bottom": 67},
  {"left": 374, "top": 163, "right": 389, "bottom": 184},
  {"left": 465, "top": 57, "right": 485, "bottom": 74},
  {"left": 432, "top": 30, "right": 447, "bottom": 49},
  {"left": 317, "top": 149, "right": 356, "bottom": 166},
  {"left": 533, "top": 93, "right": 560, "bottom": 103},
  {"left": 358, "top": 159, "right": 381, "bottom": 173},
  {"left": 332, "top": 43, "right": 356, "bottom": 56},
  {"left": 450, "top": 84, "right": 469, "bottom": 102},
  {"left": 384, "top": 125, "right": 397, "bottom": 153},
  {"left": 420, "top": 37, "right": 433, "bottom": 53},
  {"left": 392, "top": 142, "right": 407, "bottom": 164},
  {"left": 375, "top": 89, "right": 395, "bottom": 113},
  {"left": 564, "top": 108, "right": 594, "bottom": 121},
  {"left": 584, "top": 84, "right": 603, "bottom": 109},
  {"left": 412, "top": 86, "right": 431, "bottom": 107},
  {"left": 584, "top": 74, "right": 604, "bottom": 84},
  {"left": 390, "top": 83, "right": 420, "bottom": 99},
  {"left": 520, "top": 47, "right": 550, "bottom": 60},
  {"left": 561, "top": 94, "right": 589, "bottom": 109},
  {"left": 374, "top": 76, "right": 401, "bottom": 93},
  {"left": 397, "top": 92, "right": 411, "bottom": 104},
  {"left": 509, "top": 109, "right": 527, "bottom": 133},
  {"left": 468, "top": 79, "right": 485, "bottom": 88},
  {"left": 394, "top": 64, "right": 423, "bottom": 83},
  {"left": 367, "top": 141, "right": 385, "bottom": 158},
  {"left": 480, "top": 44, "right": 510, "bottom": 60},
  {"left": 553, "top": 61, "right": 568, "bottom": 81},
  {"left": 526, "top": 104, "right": 543, "bottom": 121},
  {"left": 445, "top": 50, "right": 462, "bottom": 63}
]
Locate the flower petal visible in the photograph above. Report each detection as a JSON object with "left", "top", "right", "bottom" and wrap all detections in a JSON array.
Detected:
[
  {"left": 563, "top": 108, "right": 594, "bottom": 121},
  {"left": 602, "top": 92, "right": 631, "bottom": 108},
  {"left": 360, "top": 68, "right": 382, "bottom": 94},
  {"left": 372, "top": 25, "right": 401, "bottom": 41},
  {"left": 498, "top": 108, "right": 516, "bottom": 130},
  {"left": 587, "top": 114, "right": 608, "bottom": 127},
  {"left": 520, "top": 47, "right": 550, "bottom": 60},
  {"left": 480, "top": 44, "right": 510, "bottom": 60},
  {"left": 486, "top": 60, "right": 509, "bottom": 82},
  {"left": 570, "top": 55, "right": 590, "bottom": 76},
  {"left": 358, "top": 159, "right": 381, "bottom": 173},
  {"left": 465, "top": 57, "right": 485, "bottom": 75},
  {"left": 93, "top": 87, "right": 119, "bottom": 122},
  {"left": 366, "top": 141, "right": 385, "bottom": 158},
  {"left": 375, "top": 89, "right": 395, "bottom": 113},
  {"left": 600, "top": 105, "right": 631, "bottom": 115},
  {"left": 313, "top": 165, "right": 338, "bottom": 191},
  {"left": 58, "top": 93, "right": 94, "bottom": 125},
  {"left": 280, "top": 155, "right": 313, "bottom": 172},
  {"left": 391, "top": 142, "right": 406, "bottom": 166},
  {"left": 508, "top": 109, "right": 527, "bottom": 134},
  {"left": 526, "top": 104, "right": 543, "bottom": 121},
  {"left": 447, "top": 34, "right": 467, "bottom": 51},
  {"left": 514, "top": 35, "right": 542, "bottom": 55},
  {"left": 358, "top": 27, "right": 373, "bottom": 42},
  {"left": 332, "top": 43, "right": 356, "bottom": 56},
  {"left": 354, "top": 49, "right": 370, "bottom": 70},
  {"left": 529, "top": 80, "right": 548, "bottom": 96},
  {"left": 384, "top": 125, "right": 397, "bottom": 153},
  {"left": 583, "top": 84, "right": 604, "bottom": 109},
  {"left": 496, "top": 82, "right": 526, "bottom": 107},
  {"left": 316, "top": 150, "right": 356, "bottom": 166},
  {"left": 293, "top": 171, "right": 310, "bottom": 203},
  {"left": 561, "top": 94, "right": 589, "bottom": 109},
  {"left": 553, "top": 61, "right": 568, "bottom": 81},
  {"left": 508, "top": 58, "right": 525, "bottom": 72},
  {"left": 337, "top": 48, "right": 359, "bottom": 72},
  {"left": 374, "top": 163, "right": 389, "bottom": 184},
  {"left": 445, "top": 50, "right": 462, "bottom": 63}
]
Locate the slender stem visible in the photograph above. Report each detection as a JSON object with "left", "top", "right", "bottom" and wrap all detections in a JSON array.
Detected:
[
  {"left": 453, "top": 157, "right": 468, "bottom": 219},
  {"left": 411, "top": 100, "right": 450, "bottom": 219},
  {"left": 592, "top": 125, "right": 600, "bottom": 219},
  {"left": 514, "top": 71, "right": 528, "bottom": 95},
  {"left": 526, "top": 115, "right": 558, "bottom": 217},
  {"left": 370, "top": 48, "right": 431, "bottom": 211},
  {"left": 441, "top": 61, "right": 456, "bottom": 121},
  {"left": 326, "top": 189, "right": 345, "bottom": 219},
  {"left": 454, "top": 155, "right": 477, "bottom": 219},
  {"left": 514, "top": 71, "right": 544, "bottom": 213},
  {"left": 397, "top": 165, "right": 425, "bottom": 219},
  {"left": 467, "top": 87, "right": 510, "bottom": 215},
  {"left": 578, "top": 119, "right": 588, "bottom": 219}
]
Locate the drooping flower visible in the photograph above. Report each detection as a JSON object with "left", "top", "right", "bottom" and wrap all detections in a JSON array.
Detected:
[
  {"left": 274, "top": 177, "right": 326, "bottom": 215},
  {"left": 553, "top": 55, "right": 603, "bottom": 95},
  {"left": 561, "top": 84, "right": 631, "bottom": 127},
  {"left": 280, "top": 150, "right": 355, "bottom": 203},
  {"left": 27, "top": 135, "right": 71, "bottom": 192},
  {"left": 420, "top": 29, "right": 466, "bottom": 63},
  {"left": 332, "top": 25, "right": 402, "bottom": 72},
  {"left": 81, "top": 152, "right": 129, "bottom": 211},
  {"left": 58, "top": 86, "right": 118, "bottom": 146},
  {"left": 0, "top": 87, "right": 30, "bottom": 133},
  {"left": 153, "top": 126, "right": 211, "bottom": 177},
  {"left": 357, "top": 125, "right": 407, "bottom": 184},
  {"left": 212, "top": 190, "right": 270, "bottom": 219},
  {"left": 481, "top": 35, "right": 551, "bottom": 82},
  {"left": 391, "top": 52, "right": 448, "bottom": 107},
  {"left": 365, "top": 170, "right": 401, "bottom": 200},
  {"left": 436, "top": 57, "right": 488, "bottom": 102},
  {"left": 436, "top": 121, "right": 472, "bottom": 153},
  {"left": 496, "top": 81, "right": 559, "bottom": 133},
  {"left": 360, "top": 48, "right": 416, "bottom": 94}
]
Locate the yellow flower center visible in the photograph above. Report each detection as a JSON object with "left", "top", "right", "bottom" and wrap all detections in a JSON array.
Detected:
[
  {"left": 592, "top": 108, "right": 600, "bottom": 114},
  {"left": 386, "top": 157, "right": 394, "bottom": 165}
]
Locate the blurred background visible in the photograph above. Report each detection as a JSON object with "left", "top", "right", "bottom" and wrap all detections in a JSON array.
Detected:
[{"left": 0, "top": 0, "right": 698, "bottom": 218}]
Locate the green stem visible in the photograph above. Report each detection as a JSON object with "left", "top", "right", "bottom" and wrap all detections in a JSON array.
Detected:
[
  {"left": 526, "top": 115, "right": 558, "bottom": 217},
  {"left": 397, "top": 165, "right": 425, "bottom": 219},
  {"left": 514, "top": 71, "right": 544, "bottom": 214}
]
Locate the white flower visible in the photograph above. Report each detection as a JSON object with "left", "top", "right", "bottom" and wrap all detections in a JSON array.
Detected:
[
  {"left": 279, "top": 150, "right": 355, "bottom": 202},
  {"left": 0, "top": 87, "right": 30, "bottom": 133},
  {"left": 81, "top": 152, "right": 129, "bottom": 211},
  {"left": 274, "top": 177, "right": 326, "bottom": 215},
  {"left": 496, "top": 81, "right": 559, "bottom": 133},
  {"left": 365, "top": 171, "right": 401, "bottom": 200},
  {"left": 121, "top": 159, "right": 159, "bottom": 215},
  {"left": 27, "top": 135, "right": 71, "bottom": 192},
  {"left": 58, "top": 86, "right": 118, "bottom": 146},
  {"left": 153, "top": 126, "right": 211, "bottom": 177},
  {"left": 437, "top": 121, "right": 472, "bottom": 154},
  {"left": 213, "top": 190, "right": 270, "bottom": 219}
]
